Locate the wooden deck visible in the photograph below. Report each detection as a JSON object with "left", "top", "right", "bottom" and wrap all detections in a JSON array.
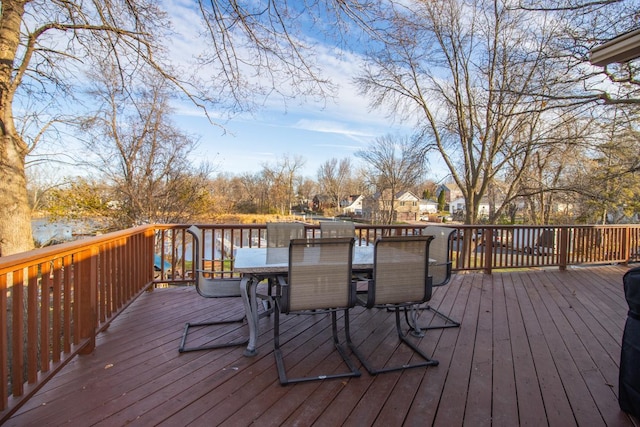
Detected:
[{"left": 5, "top": 265, "right": 639, "bottom": 426}]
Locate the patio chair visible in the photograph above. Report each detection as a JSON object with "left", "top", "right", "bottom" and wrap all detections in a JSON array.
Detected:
[
  {"left": 178, "top": 225, "right": 248, "bottom": 353},
  {"left": 347, "top": 235, "right": 439, "bottom": 375},
  {"left": 412, "top": 226, "right": 460, "bottom": 332},
  {"left": 264, "top": 222, "right": 307, "bottom": 306},
  {"left": 273, "top": 237, "right": 361, "bottom": 385},
  {"left": 320, "top": 221, "right": 356, "bottom": 238},
  {"left": 320, "top": 220, "right": 369, "bottom": 281},
  {"left": 267, "top": 222, "right": 306, "bottom": 247}
]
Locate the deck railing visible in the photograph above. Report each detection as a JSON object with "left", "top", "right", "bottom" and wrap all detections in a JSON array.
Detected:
[
  {"left": 2, "top": 221, "right": 640, "bottom": 422},
  {"left": 153, "top": 223, "right": 640, "bottom": 279},
  {"left": 0, "top": 225, "right": 157, "bottom": 422},
  {"left": 449, "top": 224, "right": 640, "bottom": 273}
]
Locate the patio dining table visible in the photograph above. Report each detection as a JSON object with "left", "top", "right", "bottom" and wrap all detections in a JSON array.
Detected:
[
  {"left": 234, "top": 245, "right": 375, "bottom": 356},
  {"left": 234, "top": 244, "right": 434, "bottom": 357}
]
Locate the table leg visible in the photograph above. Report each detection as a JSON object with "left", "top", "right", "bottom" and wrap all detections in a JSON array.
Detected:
[
  {"left": 240, "top": 275, "right": 260, "bottom": 356},
  {"left": 409, "top": 305, "right": 425, "bottom": 337}
]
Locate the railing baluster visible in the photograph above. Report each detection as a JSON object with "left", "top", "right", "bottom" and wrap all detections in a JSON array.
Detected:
[
  {"left": 27, "top": 265, "right": 38, "bottom": 384},
  {"left": 12, "top": 267, "right": 24, "bottom": 398},
  {"left": 52, "top": 258, "right": 62, "bottom": 364},
  {"left": 1, "top": 274, "right": 8, "bottom": 412},
  {"left": 63, "top": 255, "right": 72, "bottom": 353}
]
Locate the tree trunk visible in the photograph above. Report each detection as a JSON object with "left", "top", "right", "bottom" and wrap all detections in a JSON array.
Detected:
[
  {"left": 0, "top": 134, "right": 33, "bottom": 256},
  {"left": 0, "top": 1, "right": 34, "bottom": 256}
]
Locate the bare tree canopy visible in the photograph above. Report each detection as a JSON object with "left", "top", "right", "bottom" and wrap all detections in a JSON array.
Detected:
[
  {"left": 520, "top": 0, "right": 640, "bottom": 105},
  {"left": 358, "top": 0, "right": 561, "bottom": 224},
  {"left": 260, "top": 154, "right": 306, "bottom": 215},
  {"left": 317, "top": 157, "right": 352, "bottom": 214},
  {"left": 356, "top": 0, "right": 640, "bottom": 225},
  {"left": 76, "top": 59, "right": 211, "bottom": 228},
  {"left": 0, "top": 0, "right": 373, "bottom": 255}
]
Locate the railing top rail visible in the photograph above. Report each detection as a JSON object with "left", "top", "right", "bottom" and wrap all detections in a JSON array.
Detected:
[
  {"left": 448, "top": 224, "right": 640, "bottom": 229},
  {"left": 0, "top": 224, "right": 158, "bottom": 273},
  {"left": 3, "top": 222, "right": 639, "bottom": 273}
]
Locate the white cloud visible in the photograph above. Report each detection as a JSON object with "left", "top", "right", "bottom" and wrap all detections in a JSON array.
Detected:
[{"left": 292, "top": 118, "right": 377, "bottom": 138}]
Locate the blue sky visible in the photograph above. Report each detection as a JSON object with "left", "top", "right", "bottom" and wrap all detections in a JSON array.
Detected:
[
  {"left": 26, "top": 1, "right": 446, "bottom": 182},
  {"left": 165, "top": 0, "right": 448, "bottom": 180},
  {"left": 174, "top": 99, "right": 413, "bottom": 178}
]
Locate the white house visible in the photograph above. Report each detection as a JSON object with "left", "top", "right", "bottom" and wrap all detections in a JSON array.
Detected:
[
  {"left": 420, "top": 199, "right": 439, "bottom": 214},
  {"left": 449, "top": 197, "right": 491, "bottom": 219},
  {"left": 341, "top": 195, "right": 364, "bottom": 216}
]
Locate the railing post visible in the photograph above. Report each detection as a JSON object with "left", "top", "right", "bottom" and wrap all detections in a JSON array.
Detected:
[
  {"left": 559, "top": 228, "right": 569, "bottom": 271},
  {"left": 622, "top": 226, "right": 630, "bottom": 266},
  {"left": 77, "top": 246, "right": 98, "bottom": 355},
  {"left": 145, "top": 228, "right": 155, "bottom": 288},
  {"left": 484, "top": 229, "right": 493, "bottom": 274}
]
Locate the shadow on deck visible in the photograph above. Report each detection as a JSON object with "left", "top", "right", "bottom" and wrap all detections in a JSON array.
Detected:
[{"left": 5, "top": 265, "right": 638, "bottom": 426}]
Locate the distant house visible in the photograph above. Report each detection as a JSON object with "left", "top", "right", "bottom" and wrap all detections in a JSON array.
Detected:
[
  {"left": 395, "top": 191, "right": 421, "bottom": 221},
  {"left": 449, "top": 197, "right": 491, "bottom": 219},
  {"left": 420, "top": 199, "right": 439, "bottom": 214},
  {"left": 312, "top": 195, "right": 334, "bottom": 212},
  {"left": 437, "top": 182, "right": 463, "bottom": 204},
  {"left": 341, "top": 195, "right": 364, "bottom": 216},
  {"left": 362, "top": 189, "right": 421, "bottom": 222}
]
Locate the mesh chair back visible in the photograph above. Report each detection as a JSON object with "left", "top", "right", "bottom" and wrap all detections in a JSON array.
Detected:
[
  {"left": 267, "top": 222, "right": 306, "bottom": 248},
  {"left": 281, "top": 237, "right": 355, "bottom": 313},
  {"left": 187, "top": 225, "right": 241, "bottom": 297},
  {"left": 320, "top": 221, "right": 356, "bottom": 238},
  {"left": 424, "top": 226, "right": 455, "bottom": 287},
  {"left": 370, "top": 236, "right": 433, "bottom": 306}
]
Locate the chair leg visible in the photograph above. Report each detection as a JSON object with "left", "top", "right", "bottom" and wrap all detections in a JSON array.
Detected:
[
  {"left": 179, "top": 315, "right": 248, "bottom": 353},
  {"left": 345, "top": 309, "right": 377, "bottom": 375},
  {"left": 347, "top": 308, "right": 438, "bottom": 375},
  {"left": 414, "top": 304, "right": 461, "bottom": 330},
  {"left": 257, "top": 278, "right": 276, "bottom": 315},
  {"left": 274, "top": 308, "right": 361, "bottom": 385}
]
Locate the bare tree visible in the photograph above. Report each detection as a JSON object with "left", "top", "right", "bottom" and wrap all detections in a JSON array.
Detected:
[
  {"left": 295, "top": 177, "right": 318, "bottom": 213},
  {"left": 260, "top": 155, "right": 306, "bottom": 215},
  {"left": 575, "top": 111, "right": 640, "bottom": 223},
  {"left": 0, "top": 0, "right": 375, "bottom": 255},
  {"left": 317, "top": 158, "right": 352, "bottom": 215},
  {"left": 79, "top": 62, "right": 211, "bottom": 228},
  {"left": 356, "top": 134, "right": 427, "bottom": 224},
  {"left": 494, "top": 111, "right": 594, "bottom": 224},
  {"left": 357, "top": 0, "right": 563, "bottom": 225}
]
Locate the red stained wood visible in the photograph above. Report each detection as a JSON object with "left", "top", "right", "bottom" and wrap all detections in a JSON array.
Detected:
[{"left": 5, "top": 266, "right": 638, "bottom": 427}]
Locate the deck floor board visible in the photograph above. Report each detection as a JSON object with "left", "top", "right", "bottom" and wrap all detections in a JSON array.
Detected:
[{"left": 5, "top": 266, "right": 639, "bottom": 427}]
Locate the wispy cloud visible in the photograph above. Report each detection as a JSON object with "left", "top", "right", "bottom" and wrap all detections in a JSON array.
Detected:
[{"left": 292, "top": 118, "right": 377, "bottom": 138}]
